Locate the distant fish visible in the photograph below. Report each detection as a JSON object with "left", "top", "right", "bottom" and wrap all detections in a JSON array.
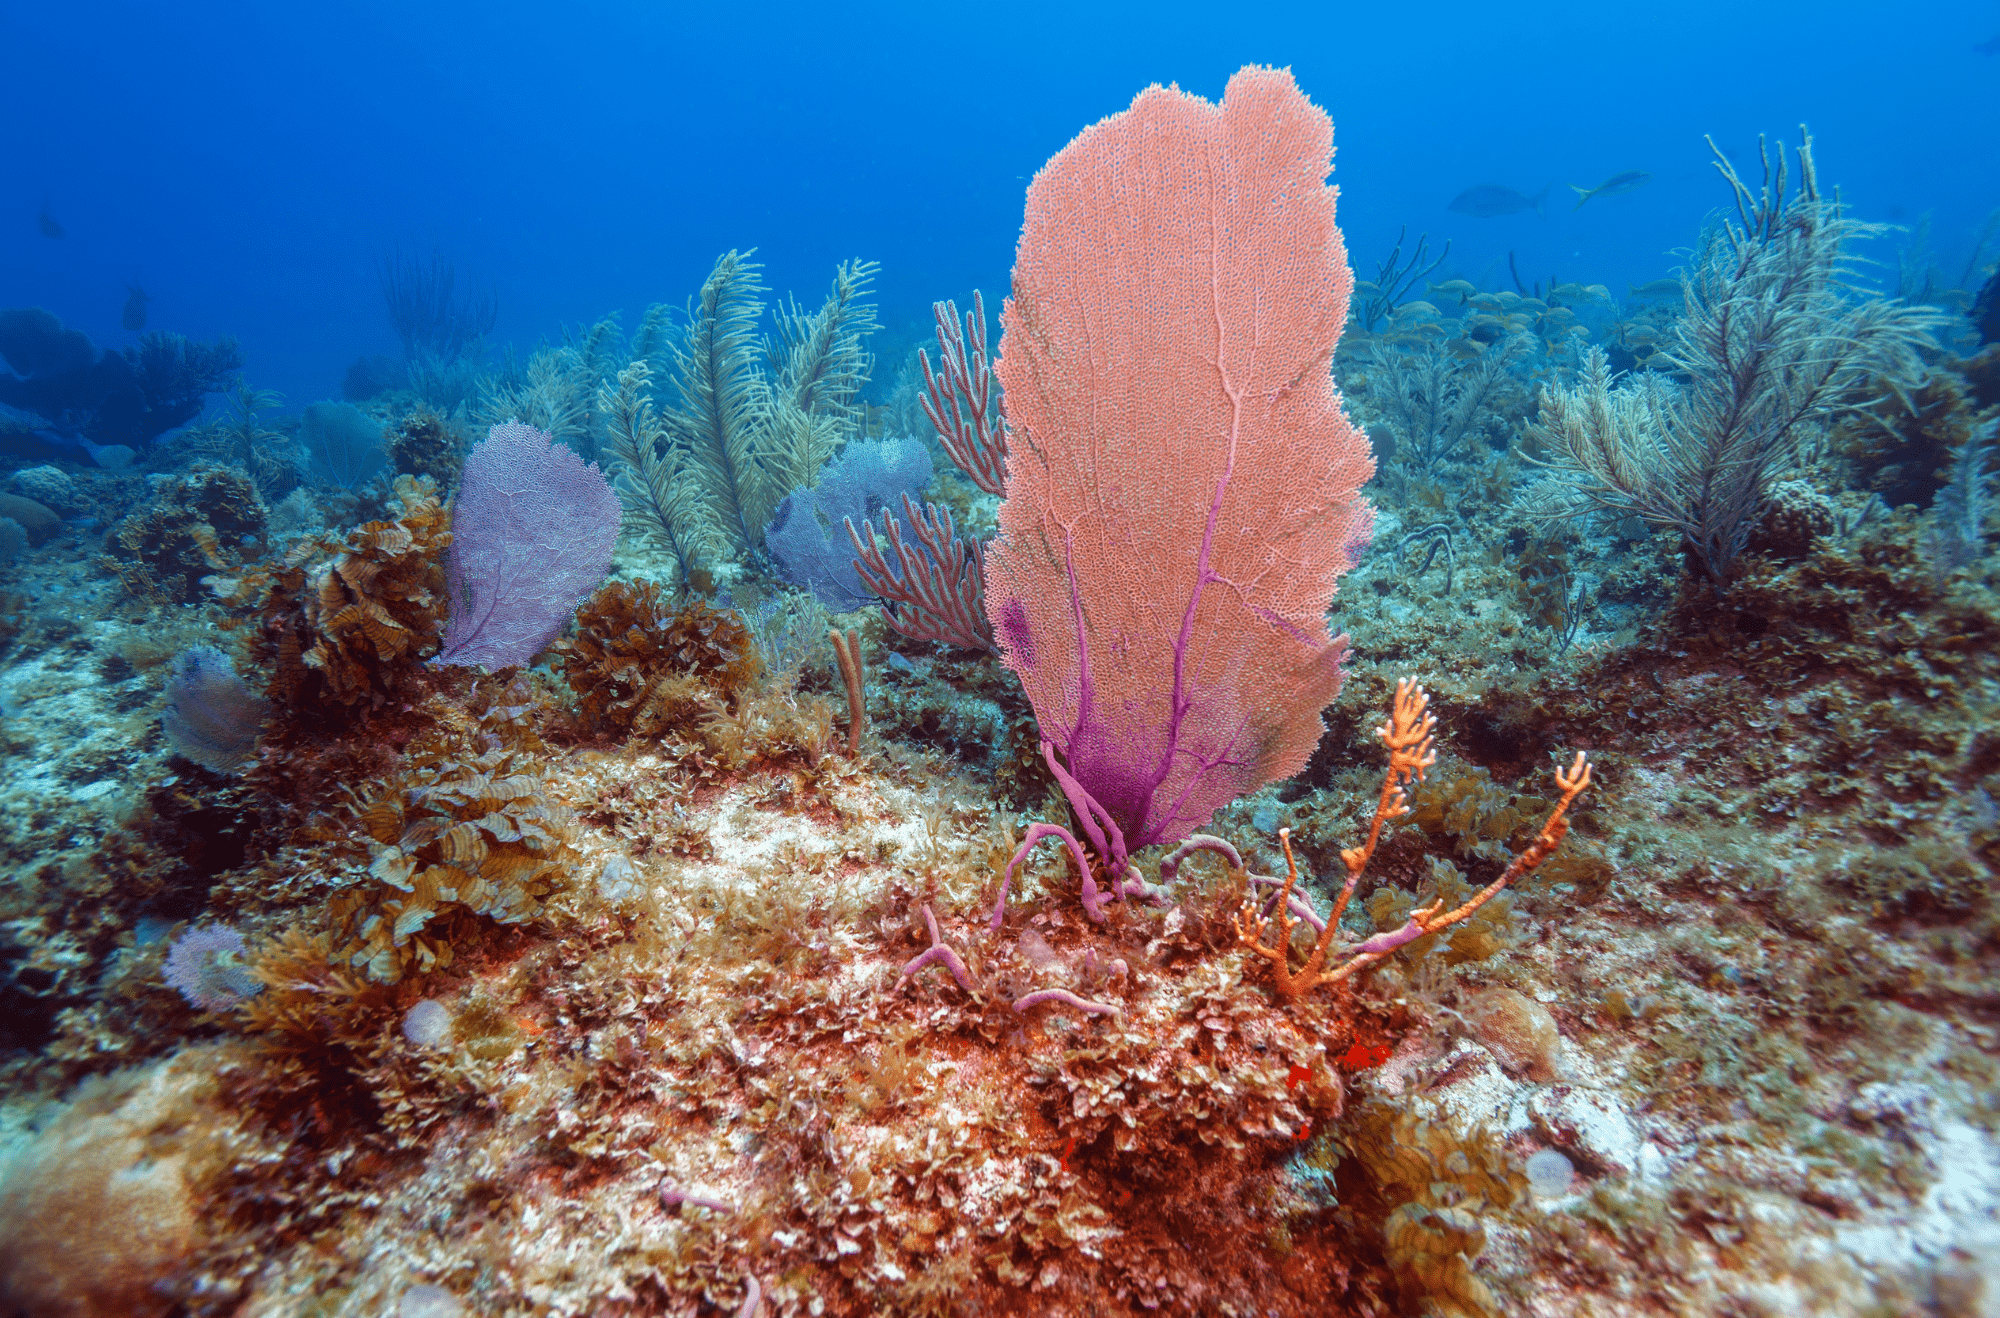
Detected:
[
  {"left": 37, "top": 201, "right": 63, "bottom": 239},
  {"left": 1977, "top": 31, "right": 2000, "bottom": 55},
  {"left": 122, "top": 284, "right": 151, "bottom": 331},
  {"left": 1570, "top": 171, "right": 1652, "bottom": 210},
  {"left": 1447, "top": 183, "right": 1550, "bottom": 219},
  {"left": 1628, "top": 278, "right": 1683, "bottom": 299}
]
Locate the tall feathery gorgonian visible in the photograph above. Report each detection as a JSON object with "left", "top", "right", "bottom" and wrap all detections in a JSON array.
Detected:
[{"left": 983, "top": 66, "right": 1376, "bottom": 921}]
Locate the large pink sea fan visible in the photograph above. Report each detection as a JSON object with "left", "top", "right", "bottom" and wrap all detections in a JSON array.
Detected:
[{"left": 984, "top": 66, "right": 1375, "bottom": 870}]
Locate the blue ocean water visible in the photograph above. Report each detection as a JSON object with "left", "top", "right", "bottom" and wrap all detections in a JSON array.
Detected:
[{"left": 5, "top": 0, "right": 1995, "bottom": 416}]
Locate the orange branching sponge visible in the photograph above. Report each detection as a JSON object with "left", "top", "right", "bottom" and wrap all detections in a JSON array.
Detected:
[{"left": 1236, "top": 679, "right": 1592, "bottom": 1000}]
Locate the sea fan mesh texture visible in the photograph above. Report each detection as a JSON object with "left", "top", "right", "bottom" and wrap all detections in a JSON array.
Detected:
[
  {"left": 435, "top": 422, "right": 621, "bottom": 669},
  {"left": 161, "top": 644, "right": 269, "bottom": 773},
  {"left": 983, "top": 66, "right": 1376, "bottom": 852}
]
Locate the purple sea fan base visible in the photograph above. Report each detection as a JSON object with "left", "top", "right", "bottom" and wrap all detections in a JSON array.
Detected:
[
  {"left": 433, "top": 421, "right": 621, "bottom": 670},
  {"left": 164, "top": 924, "right": 262, "bottom": 1011}
]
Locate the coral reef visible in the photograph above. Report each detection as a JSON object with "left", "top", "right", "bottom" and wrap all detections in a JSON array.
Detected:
[
  {"left": 0, "top": 307, "right": 242, "bottom": 450},
  {"left": 7, "top": 63, "right": 2000, "bottom": 1318}
]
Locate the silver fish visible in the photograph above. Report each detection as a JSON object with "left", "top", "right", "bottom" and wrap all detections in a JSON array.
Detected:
[
  {"left": 1570, "top": 171, "right": 1652, "bottom": 210},
  {"left": 1447, "top": 183, "right": 1551, "bottom": 219}
]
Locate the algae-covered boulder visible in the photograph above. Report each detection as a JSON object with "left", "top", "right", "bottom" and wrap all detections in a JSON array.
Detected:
[{"left": 0, "top": 1046, "right": 244, "bottom": 1318}]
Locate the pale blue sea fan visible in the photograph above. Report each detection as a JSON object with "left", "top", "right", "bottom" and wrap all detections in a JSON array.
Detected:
[
  {"left": 765, "top": 437, "right": 932, "bottom": 610},
  {"left": 162, "top": 644, "right": 270, "bottom": 773},
  {"left": 302, "top": 400, "right": 387, "bottom": 489}
]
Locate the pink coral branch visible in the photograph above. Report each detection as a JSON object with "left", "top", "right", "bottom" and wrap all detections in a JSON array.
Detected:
[
  {"left": 659, "top": 1182, "right": 735, "bottom": 1214},
  {"left": 1349, "top": 916, "right": 1428, "bottom": 955},
  {"left": 992, "top": 820, "right": 1103, "bottom": 931},
  {"left": 1153, "top": 832, "right": 1318, "bottom": 926},
  {"left": 845, "top": 494, "right": 993, "bottom": 652},
  {"left": 1245, "top": 872, "right": 1327, "bottom": 934},
  {"left": 918, "top": 291, "right": 1008, "bottom": 495},
  {"left": 1039, "top": 738, "right": 1125, "bottom": 880},
  {"left": 1158, "top": 833, "right": 1242, "bottom": 882},
  {"left": 899, "top": 904, "right": 975, "bottom": 993},
  {"left": 1110, "top": 864, "right": 1172, "bottom": 907}
]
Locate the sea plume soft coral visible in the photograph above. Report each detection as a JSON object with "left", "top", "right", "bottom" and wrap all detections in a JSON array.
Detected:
[{"left": 1531, "top": 129, "right": 1941, "bottom": 589}]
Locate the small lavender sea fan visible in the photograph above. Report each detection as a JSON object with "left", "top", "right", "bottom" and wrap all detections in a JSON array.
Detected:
[
  {"left": 162, "top": 645, "right": 269, "bottom": 773},
  {"left": 434, "top": 421, "right": 622, "bottom": 669},
  {"left": 164, "top": 924, "right": 262, "bottom": 1011}
]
